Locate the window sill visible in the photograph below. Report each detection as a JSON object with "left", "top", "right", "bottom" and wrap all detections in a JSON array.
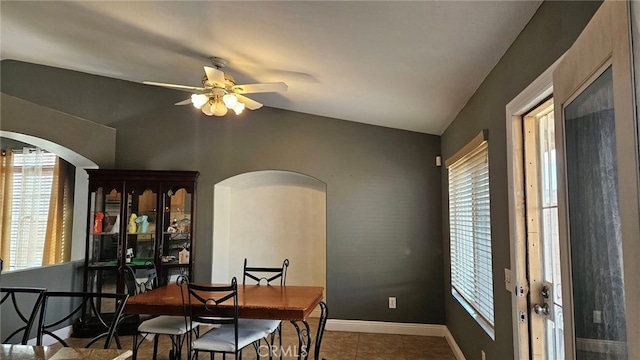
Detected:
[{"left": 452, "top": 288, "right": 495, "bottom": 340}]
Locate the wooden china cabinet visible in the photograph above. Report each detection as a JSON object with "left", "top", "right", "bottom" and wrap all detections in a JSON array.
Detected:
[{"left": 83, "top": 169, "right": 199, "bottom": 299}]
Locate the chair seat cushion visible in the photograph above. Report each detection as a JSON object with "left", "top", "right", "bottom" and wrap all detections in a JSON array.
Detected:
[
  {"left": 233, "top": 319, "right": 281, "bottom": 334},
  {"left": 138, "top": 316, "right": 196, "bottom": 335},
  {"left": 192, "top": 327, "right": 265, "bottom": 353}
]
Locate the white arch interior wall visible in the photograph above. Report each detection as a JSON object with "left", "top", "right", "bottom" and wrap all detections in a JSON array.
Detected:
[{"left": 213, "top": 170, "right": 326, "bottom": 292}]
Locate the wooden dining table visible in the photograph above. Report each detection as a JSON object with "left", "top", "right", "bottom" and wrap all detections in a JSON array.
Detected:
[{"left": 124, "top": 283, "right": 328, "bottom": 360}]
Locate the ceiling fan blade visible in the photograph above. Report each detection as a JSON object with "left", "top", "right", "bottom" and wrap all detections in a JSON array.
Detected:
[
  {"left": 232, "top": 82, "right": 288, "bottom": 94},
  {"left": 204, "top": 66, "right": 226, "bottom": 87},
  {"left": 143, "top": 81, "right": 205, "bottom": 92},
  {"left": 175, "top": 98, "right": 193, "bottom": 106},
  {"left": 236, "top": 94, "right": 263, "bottom": 110}
]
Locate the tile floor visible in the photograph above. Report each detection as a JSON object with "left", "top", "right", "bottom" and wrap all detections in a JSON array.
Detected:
[{"left": 50, "top": 318, "right": 457, "bottom": 360}]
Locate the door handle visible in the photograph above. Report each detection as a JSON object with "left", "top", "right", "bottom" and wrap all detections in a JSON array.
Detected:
[{"left": 533, "top": 303, "right": 550, "bottom": 315}]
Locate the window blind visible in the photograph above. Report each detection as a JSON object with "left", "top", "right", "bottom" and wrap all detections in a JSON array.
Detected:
[
  {"left": 448, "top": 141, "right": 494, "bottom": 326},
  {"left": 9, "top": 149, "right": 56, "bottom": 271}
]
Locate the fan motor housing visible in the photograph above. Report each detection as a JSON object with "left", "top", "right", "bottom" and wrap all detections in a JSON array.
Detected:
[
  {"left": 211, "top": 57, "right": 228, "bottom": 69},
  {"left": 201, "top": 74, "right": 235, "bottom": 88}
]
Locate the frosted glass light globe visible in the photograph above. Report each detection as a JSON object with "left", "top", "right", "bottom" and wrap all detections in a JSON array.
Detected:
[
  {"left": 233, "top": 102, "right": 245, "bottom": 115},
  {"left": 223, "top": 94, "right": 238, "bottom": 108},
  {"left": 191, "top": 94, "right": 208, "bottom": 109}
]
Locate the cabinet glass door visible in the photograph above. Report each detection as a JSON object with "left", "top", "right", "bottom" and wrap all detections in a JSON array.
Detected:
[
  {"left": 125, "top": 187, "right": 157, "bottom": 269},
  {"left": 88, "top": 188, "right": 121, "bottom": 266},
  {"left": 160, "top": 188, "right": 192, "bottom": 283},
  {"left": 87, "top": 186, "right": 121, "bottom": 309}
]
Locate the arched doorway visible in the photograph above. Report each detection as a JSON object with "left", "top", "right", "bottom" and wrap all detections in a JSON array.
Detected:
[{"left": 212, "top": 170, "right": 326, "bottom": 293}]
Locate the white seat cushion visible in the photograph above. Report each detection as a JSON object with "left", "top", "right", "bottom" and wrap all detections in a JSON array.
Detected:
[
  {"left": 192, "top": 327, "right": 265, "bottom": 353},
  {"left": 235, "top": 319, "right": 281, "bottom": 334},
  {"left": 138, "top": 316, "right": 197, "bottom": 335}
]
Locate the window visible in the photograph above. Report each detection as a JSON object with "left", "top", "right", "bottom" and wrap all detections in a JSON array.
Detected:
[
  {"left": 447, "top": 131, "right": 494, "bottom": 334},
  {"left": 0, "top": 147, "right": 73, "bottom": 272}
]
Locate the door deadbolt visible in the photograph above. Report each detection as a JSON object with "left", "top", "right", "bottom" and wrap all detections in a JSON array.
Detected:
[
  {"left": 533, "top": 303, "right": 550, "bottom": 315},
  {"left": 541, "top": 285, "right": 550, "bottom": 299}
]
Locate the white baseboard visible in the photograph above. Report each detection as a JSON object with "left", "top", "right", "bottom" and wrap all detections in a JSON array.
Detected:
[
  {"left": 326, "top": 319, "right": 445, "bottom": 336},
  {"left": 27, "top": 325, "right": 73, "bottom": 346},
  {"left": 444, "top": 326, "right": 466, "bottom": 360},
  {"left": 325, "top": 319, "right": 465, "bottom": 360}
]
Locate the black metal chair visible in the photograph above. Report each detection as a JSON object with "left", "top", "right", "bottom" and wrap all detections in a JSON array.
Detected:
[
  {"left": 240, "top": 258, "right": 289, "bottom": 359},
  {"left": 123, "top": 265, "right": 197, "bottom": 360},
  {"left": 243, "top": 258, "right": 289, "bottom": 287},
  {"left": 180, "top": 276, "right": 264, "bottom": 360},
  {"left": 122, "top": 262, "right": 158, "bottom": 297},
  {"left": 36, "top": 291, "right": 128, "bottom": 349},
  {"left": 0, "top": 287, "right": 46, "bottom": 344}
]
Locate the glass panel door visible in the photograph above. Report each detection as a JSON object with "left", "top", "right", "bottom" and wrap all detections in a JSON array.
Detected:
[
  {"left": 524, "top": 100, "right": 564, "bottom": 359},
  {"left": 564, "top": 67, "right": 628, "bottom": 359},
  {"left": 553, "top": 2, "right": 640, "bottom": 357},
  {"left": 538, "top": 106, "right": 564, "bottom": 358}
]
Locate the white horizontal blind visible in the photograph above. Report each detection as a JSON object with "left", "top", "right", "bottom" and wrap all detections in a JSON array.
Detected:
[
  {"left": 448, "top": 141, "right": 494, "bottom": 326},
  {"left": 9, "top": 148, "right": 56, "bottom": 271}
]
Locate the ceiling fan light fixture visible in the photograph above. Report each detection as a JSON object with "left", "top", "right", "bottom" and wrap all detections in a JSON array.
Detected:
[
  {"left": 224, "top": 74, "right": 236, "bottom": 87},
  {"left": 145, "top": 57, "right": 286, "bottom": 118},
  {"left": 191, "top": 94, "right": 208, "bottom": 109},
  {"left": 232, "top": 101, "right": 245, "bottom": 115},
  {"left": 201, "top": 101, "right": 215, "bottom": 116},
  {"left": 223, "top": 93, "right": 238, "bottom": 108},
  {"left": 212, "top": 97, "right": 228, "bottom": 116}
]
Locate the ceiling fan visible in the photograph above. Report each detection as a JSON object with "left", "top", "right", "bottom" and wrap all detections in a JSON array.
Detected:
[{"left": 143, "top": 57, "right": 288, "bottom": 116}]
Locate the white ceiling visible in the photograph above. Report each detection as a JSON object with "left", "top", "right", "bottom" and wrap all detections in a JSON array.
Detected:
[{"left": 1, "top": 1, "right": 541, "bottom": 135}]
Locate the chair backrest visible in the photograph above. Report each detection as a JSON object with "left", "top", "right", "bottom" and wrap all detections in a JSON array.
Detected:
[
  {"left": 122, "top": 266, "right": 138, "bottom": 297},
  {"left": 243, "top": 258, "right": 289, "bottom": 286},
  {"left": 36, "top": 291, "right": 129, "bottom": 348},
  {"left": 122, "top": 263, "right": 158, "bottom": 296},
  {"left": 0, "top": 287, "right": 46, "bottom": 344},
  {"left": 180, "top": 277, "right": 239, "bottom": 351}
]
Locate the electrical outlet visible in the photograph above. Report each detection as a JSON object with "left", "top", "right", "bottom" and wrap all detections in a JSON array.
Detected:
[
  {"left": 504, "top": 268, "right": 512, "bottom": 292},
  {"left": 593, "top": 310, "right": 602, "bottom": 324},
  {"left": 389, "top": 297, "right": 397, "bottom": 309}
]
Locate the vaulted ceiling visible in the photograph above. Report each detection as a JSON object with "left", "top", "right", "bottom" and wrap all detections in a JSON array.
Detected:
[{"left": 1, "top": 1, "right": 541, "bottom": 134}]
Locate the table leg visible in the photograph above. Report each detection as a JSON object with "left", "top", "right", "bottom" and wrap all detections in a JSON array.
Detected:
[{"left": 289, "top": 301, "right": 328, "bottom": 360}]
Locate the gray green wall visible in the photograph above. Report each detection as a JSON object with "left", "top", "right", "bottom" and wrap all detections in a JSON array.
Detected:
[
  {"left": 1, "top": 261, "right": 84, "bottom": 342},
  {"left": 1, "top": 59, "right": 443, "bottom": 324},
  {"left": 0, "top": 94, "right": 117, "bottom": 342},
  {"left": 441, "top": 1, "right": 601, "bottom": 359},
  {"left": 1, "top": 1, "right": 602, "bottom": 353}
]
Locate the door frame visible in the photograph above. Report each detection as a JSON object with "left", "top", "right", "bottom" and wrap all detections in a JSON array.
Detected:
[
  {"left": 553, "top": 1, "right": 640, "bottom": 357},
  {"left": 505, "top": 55, "right": 563, "bottom": 360}
]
